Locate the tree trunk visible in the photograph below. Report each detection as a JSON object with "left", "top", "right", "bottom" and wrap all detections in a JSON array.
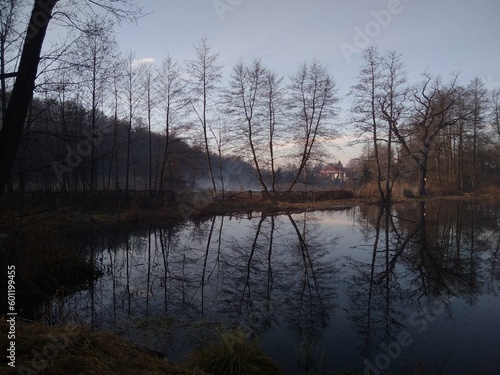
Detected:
[
  {"left": 418, "top": 152, "right": 429, "bottom": 196},
  {"left": 159, "top": 111, "right": 170, "bottom": 192},
  {"left": 247, "top": 119, "right": 268, "bottom": 192},
  {"left": 0, "top": 0, "right": 58, "bottom": 198},
  {"left": 269, "top": 130, "right": 276, "bottom": 192},
  {"left": 202, "top": 94, "right": 217, "bottom": 194},
  {"left": 373, "top": 123, "right": 385, "bottom": 202},
  {"left": 148, "top": 87, "right": 152, "bottom": 196},
  {"left": 90, "top": 62, "right": 97, "bottom": 191},
  {"left": 125, "top": 117, "right": 131, "bottom": 196}
]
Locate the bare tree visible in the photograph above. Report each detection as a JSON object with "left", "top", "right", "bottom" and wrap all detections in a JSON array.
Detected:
[
  {"left": 0, "top": 0, "right": 143, "bottom": 198},
  {"left": 157, "top": 54, "right": 184, "bottom": 192},
  {"left": 350, "top": 48, "right": 408, "bottom": 203},
  {"left": 106, "top": 57, "right": 124, "bottom": 190},
  {"left": 350, "top": 47, "right": 385, "bottom": 200},
  {"left": 72, "top": 17, "right": 118, "bottom": 190},
  {"left": 263, "top": 69, "right": 284, "bottom": 192},
  {"left": 185, "top": 37, "right": 222, "bottom": 194},
  {"left": 466, "top": 77, "right": 488, "bottom": 190},
  {"left": 392, "top": 73, "right": 459, "bottom": 196},
  {"left": 0, "top": 0, "right": 57, "bottom": 198},
  {"left": 209, "top": 117, "right": 227, "bottom": 196},
  {"left": 226, "top": 58, "right": 269, "bottom": 191},
  {"left": 123, "top": 51, "right": 144, "bottom": 196},
  {"left": 378, "top": 51, "right": 408, "bottom": 202},
  {"left": 287, "top": 59, "right": 338, "bottom": 191},
  {"left": 492, "top": 89, "right": 500, "bottom": 137},
  {"left": 490, "top": 89, "right": 500, "bottom": 178},
  {"left": 140, "top": 61, "right": 157, "bottom": 195}
]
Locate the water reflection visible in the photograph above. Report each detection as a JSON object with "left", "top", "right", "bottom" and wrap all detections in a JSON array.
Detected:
[
  {"left": 41, "top": 200, "right": 500, "bottom": 374},
  {"left": 348, "top": 201, "right": 500, "bottom": 373}
]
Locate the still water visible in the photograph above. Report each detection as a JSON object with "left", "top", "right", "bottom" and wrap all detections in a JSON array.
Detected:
[{"left": 43, "top": 200, "right": 500, "bottom": 374}]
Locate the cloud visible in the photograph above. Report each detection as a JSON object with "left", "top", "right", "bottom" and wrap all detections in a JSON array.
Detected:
[{"left": 132, "top": 57, "right": 155, "bottom": 66}]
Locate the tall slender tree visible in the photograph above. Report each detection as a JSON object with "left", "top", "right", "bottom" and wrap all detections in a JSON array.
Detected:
[
  {"left": 492, "top": 89, "right": 500, "bottom": 137},
  {"left": 350, "top": 48, "right": 408, "bottom": 203},
  {"left": 123, "top": 52, "right": 144, "bottom": 196},
  {"left": 106, "top": 57, "right": 124, "bottom": 191},
  {"left": 378, "top": 51, "right": 408, "bottom": 202},
  {"left": 287, "top": 59, "right": 338, "bottom": 192},
  {"left": 185, "top": 37, "right": 222, "bottom": 194},
  {"left": 226, "top": 58, "right": 269, "bottom": 191},
  {"left": 157, "top": 54, "right": 185, "bottom": 192},
  {"left": 466, "top": 77, "right": 488, "bottom": 191},
  {"left": 350, "top": 47, "right": 385, "bottom": 201},
  {"left": 140, "top": 61, "right": 157, "bottom": 195},
  {"left": 263, "top": 69, "right": 284, "bottom": 192},
  {"left": 73, "top": 18, "right": 117, "bottom": 191}
]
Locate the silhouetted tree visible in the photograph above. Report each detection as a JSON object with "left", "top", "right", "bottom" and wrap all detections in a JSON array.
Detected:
[
  {"left": 392, "top": 73, "right": 459, "bottom": 196},
  {"left": 185, "top": 37, "right": 222, "bottom": 194},
  {"left": 287, "top": 59, "right": 338, "bottom": 191},
  {"left": 0, "top": 0, "right": 143, "bottom": 198}
]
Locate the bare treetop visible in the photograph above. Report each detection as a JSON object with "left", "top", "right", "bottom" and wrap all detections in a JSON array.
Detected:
[{"left": 52, "top": 0, "right": 146, "bottom": 28}]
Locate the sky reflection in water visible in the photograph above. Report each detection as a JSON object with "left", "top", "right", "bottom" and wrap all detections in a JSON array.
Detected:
[{"left": 43, "top": 200, "right": 500, "bottom": 374}]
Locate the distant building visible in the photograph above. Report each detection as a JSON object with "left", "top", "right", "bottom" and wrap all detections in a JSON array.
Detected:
[{"left": 320, "top": 161, "right": 347, "bottom": 182}]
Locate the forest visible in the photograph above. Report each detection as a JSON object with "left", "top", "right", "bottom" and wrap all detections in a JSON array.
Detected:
[{"left": 1, "top": 1, "right": 500, "bottom": 205}]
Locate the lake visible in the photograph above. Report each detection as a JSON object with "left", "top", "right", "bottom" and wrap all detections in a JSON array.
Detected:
[{"left": 39, "top": 200, "right": 500, "bottom": 374}]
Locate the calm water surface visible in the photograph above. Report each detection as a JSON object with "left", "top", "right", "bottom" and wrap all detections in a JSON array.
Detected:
[{"left": 42, "top": 200, "right": 500, "bottom": 374}]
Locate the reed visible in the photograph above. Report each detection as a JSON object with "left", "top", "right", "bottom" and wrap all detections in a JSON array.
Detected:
[{"left": 185, "top": 329, "right": 282, "bottom": 375}]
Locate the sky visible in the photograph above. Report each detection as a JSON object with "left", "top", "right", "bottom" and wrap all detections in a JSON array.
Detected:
[
  {"left": 115, "top": 0, "right": 500, "bottom": 86},
  {"left": 53, "top": 0, "right": 500, "bottom": 163}
]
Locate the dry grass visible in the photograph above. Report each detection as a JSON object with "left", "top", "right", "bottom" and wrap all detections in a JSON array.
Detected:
[
  {"left": 0, "top": 317, "right": 207, "bottom": 375},
  {"left": 355, "top": 182, "right": 382, "bottom": 200},
  {"left": 476, "top": 184, "right": 500, "bottom": 196},
  {"left": 184, "top": 329, "right": 282, "bottom": 375}
]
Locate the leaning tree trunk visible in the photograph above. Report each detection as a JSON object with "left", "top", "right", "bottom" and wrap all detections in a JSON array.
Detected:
[{"left": 0, "top": 0, "right": 59, "bottom": 198}]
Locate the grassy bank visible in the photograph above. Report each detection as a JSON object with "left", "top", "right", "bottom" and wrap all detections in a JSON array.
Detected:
[
  {"left": 1, "top": 191, "right": 359, "bottom": 229},
  {"left": 0, "top": 317, "right": 208, "bottom": 375}
]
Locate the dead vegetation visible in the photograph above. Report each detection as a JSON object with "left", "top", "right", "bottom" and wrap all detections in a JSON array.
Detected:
[{"left": 0, "top": 317, "right": 208, "bottom": 375}]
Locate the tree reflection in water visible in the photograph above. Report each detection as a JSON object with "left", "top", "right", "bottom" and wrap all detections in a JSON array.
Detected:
[
  {"left": 347, "top": 200, "right": 500, "bottom": 373},
  {"left": 39, "top": 200, "right": 500, "bottom": 374}
]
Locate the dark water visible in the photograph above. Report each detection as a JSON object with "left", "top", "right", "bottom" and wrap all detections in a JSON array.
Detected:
[{"left": 41, "top": 200, "right": 500, "bottom": 374}]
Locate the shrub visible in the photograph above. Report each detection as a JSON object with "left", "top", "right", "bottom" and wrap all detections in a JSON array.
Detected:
[{"left": 185, "top": 329, "right": 282, "bottom": 375}]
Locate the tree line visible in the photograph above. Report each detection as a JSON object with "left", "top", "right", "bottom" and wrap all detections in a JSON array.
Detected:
[
  {"left": 349, "top": 47, "right": 500, "bottom": 202},
  {"left": 1, "top": 2, "right": 499, "bottom": 202}
]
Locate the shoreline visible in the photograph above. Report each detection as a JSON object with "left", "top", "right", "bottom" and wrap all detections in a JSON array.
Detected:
[{"left": 2, "top": 192, "right": 499, "bottom": 230}]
